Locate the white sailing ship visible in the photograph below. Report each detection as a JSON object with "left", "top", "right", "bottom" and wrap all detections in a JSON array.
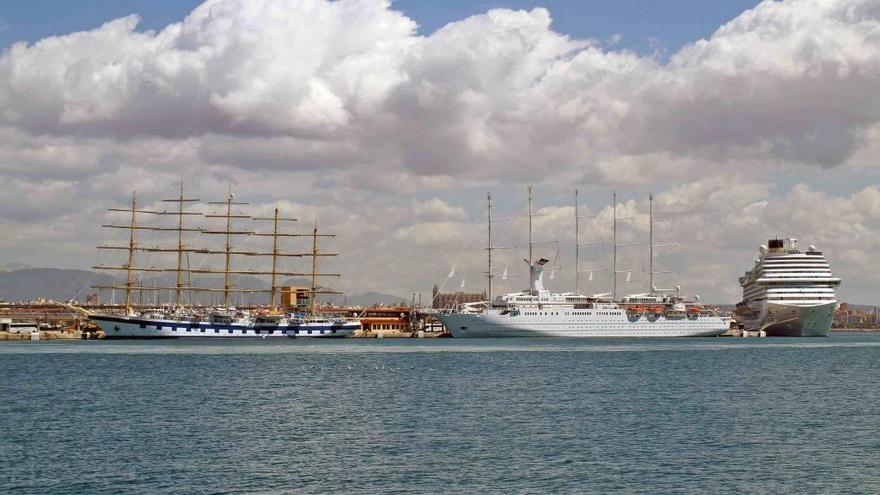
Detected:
[
  {"left": 436, "top": 188, "right": 731, "bottom": 338},
  {"left": 735, "top": 238, "right": 839, "bottom": 337}
]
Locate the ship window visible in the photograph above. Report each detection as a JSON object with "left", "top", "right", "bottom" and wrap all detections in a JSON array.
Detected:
[
  {"left": 215, "top": 329, "right": 220, "bottom": 334},
  {"left": 255, "top": 329, "right": 261, "bottom": 334},
  {"left": 201, "top": 328, "right": 206, "bottom": 333},
  {"left": 227, "top": 329, "right": 233, "bottom": 334}
]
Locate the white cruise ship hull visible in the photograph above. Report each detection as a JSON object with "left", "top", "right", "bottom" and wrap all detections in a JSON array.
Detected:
[
  {"left": 90, "top": 314, "right": 359, "bottom": 339},
  {"left": 436, "top": 312, "right": 731, "bottom": 338},
  {"left": 741, "top": 302, "right": 835, "bottom": 337}
]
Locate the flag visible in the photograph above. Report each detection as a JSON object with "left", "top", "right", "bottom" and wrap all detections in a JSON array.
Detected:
[
  {"left": 625, "top": 270, "right": 632, "bottom": 282},
  {"left": 460, "top": 276, "right": 466, "bottom": 289},
  {"left": 447, "top": 267, "right": 455, "bottom": 278},
  {"left": 501, "top": 266, "right": 508, "bottom": 280}
]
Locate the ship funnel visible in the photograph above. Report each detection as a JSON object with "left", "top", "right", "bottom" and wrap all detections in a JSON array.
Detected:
[{"left": 526, "top": 258, "right": 549, "bottom": 292}]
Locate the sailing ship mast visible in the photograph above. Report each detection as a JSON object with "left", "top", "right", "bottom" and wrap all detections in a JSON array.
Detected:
[
  {"left": 123, "top": 193, "right": 136, "bottom": 312},
  {"left": 252, "top": 207, "right": 298, "bottom": 307},
  {"left": 612, "top": 191, "right": 617, "bottom": 300},
  {"left": 486, "top": 192, "right": 493, "bottom": 304},
  {"left": 95, "top": 190, "right": 203, "bottom": 311},
  {"left": 646, "top": 193, "right": 678, "bottom": 294},
  {"left": 94, "top": 186, "right": 339, "bottom": 312},
  {"left": 163, "top": 183, "right": 201, "bottom": 305},
  {"left": 204, "top": 188, "right": 251, "bottom": 307},
  {"left": 649, "top": 193, "right": 654, "bottom": 293},
  {"left": 574, "top": 189, "right": 579, "bottom": 294},
  {"left": 528, "top": 185, "right": 533, "bottom": 266},
  {"left": 305, "top": 221, "right": 341, "bottom": 317}
]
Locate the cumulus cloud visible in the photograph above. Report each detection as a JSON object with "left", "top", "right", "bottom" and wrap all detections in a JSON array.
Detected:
[
  {"left": 1, "top": 0, "right": 880, "bottom": 302},
  {"left": 1, "top": 0, "right": 878, "bottom": 176}
]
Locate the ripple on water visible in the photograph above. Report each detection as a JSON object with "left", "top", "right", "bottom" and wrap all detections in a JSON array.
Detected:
[{"left": 1, "top": 333, "right": 879, "bottom": 494}]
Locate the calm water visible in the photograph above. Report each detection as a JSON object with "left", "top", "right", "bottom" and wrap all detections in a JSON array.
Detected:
[{"left": 2, "top": 334, "right": 879, "bottom": 494}]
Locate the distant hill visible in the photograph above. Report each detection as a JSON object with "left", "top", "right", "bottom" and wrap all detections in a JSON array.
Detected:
[
  {"left": 0, "top": 267, "right": 404, "bottom": 306},
  {"left": 0, "top": 268, "right": 116, "bottom": 302},
  {"left": 1, "top": 262, "right": 34, "bottom": 272}
]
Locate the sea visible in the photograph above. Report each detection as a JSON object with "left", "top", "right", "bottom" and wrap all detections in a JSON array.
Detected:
[{"left": 2, "top": 333, "right": 879, "bottom": 494}]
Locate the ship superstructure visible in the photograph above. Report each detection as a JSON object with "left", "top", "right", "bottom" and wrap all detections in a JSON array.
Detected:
[
  {"left": 87, "top": 185, "right": 359, "bottom": 338},
  {"left": 436, "top": 187, "right": 731, "bottom": 337},
  {"left": 736, "top": 238, "right": 839, "bottom": 337}
]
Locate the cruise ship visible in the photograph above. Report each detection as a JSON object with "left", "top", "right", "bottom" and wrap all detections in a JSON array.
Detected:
[
  {"left": 735, "top": 238, "right": 840, "bottom": 337},
  {"left": 436, "top": 188, "right": 731, "bottom": 338}
]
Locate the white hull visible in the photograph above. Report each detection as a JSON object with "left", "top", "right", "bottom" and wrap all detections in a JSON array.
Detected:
[
  {"left": 90, "top": 314, "right": 359, "bottom": 339},
  {"left": 437, "top": 311, "right": 731, "bottom": 338},
  {"left": 738, "top": 302, "right": 835, "bottom": 337}
]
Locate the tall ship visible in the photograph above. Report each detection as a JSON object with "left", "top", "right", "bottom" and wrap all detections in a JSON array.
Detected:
[
  {"left": 735, "top": 238, "right": 839, "bottom": 337},
  {"left": 86, "top": 185, "right": 359, "bottom": 338},
  {"left": 436, "top": 188, "right": 731, "bottom": 337}
]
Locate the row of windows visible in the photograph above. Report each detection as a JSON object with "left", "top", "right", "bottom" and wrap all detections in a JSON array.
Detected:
[
  {"left": 518, "top": 311, "right": 623, "bottom": 316},
  {"left": 367, "top": 324, "right": 403, "bottom": 330},
  {"left": 140, "top": 324, "right": 334, "bottom": 335}
]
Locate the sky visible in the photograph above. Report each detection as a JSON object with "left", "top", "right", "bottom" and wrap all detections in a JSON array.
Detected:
[{"left": 0, "top": 0, "right": 879, "bottom": 304}]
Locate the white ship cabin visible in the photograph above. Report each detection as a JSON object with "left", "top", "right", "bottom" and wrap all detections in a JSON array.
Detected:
[
  {"left": 473, "top": 259, "right": 619, "bottom": 313},
  {"left": 739, "top": 238, "right": 840, "bottom": 307}
]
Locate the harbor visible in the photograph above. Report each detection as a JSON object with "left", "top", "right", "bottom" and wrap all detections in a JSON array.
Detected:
[{"left": 0, "top": 184, "right": 851, "bottom": 341}]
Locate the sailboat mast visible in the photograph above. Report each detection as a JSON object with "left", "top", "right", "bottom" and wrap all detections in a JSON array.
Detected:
[
  {"left": 253, "top": 208, "right": 298, "bottom": 307},
  {"left": 176, "top": 184, "right": 185, "bottom": 306},
  {"left": 649, "top": 193, "right": 654, "bottom": 294},
  {"left": 528, "top": 185, "right": 533, "bottom": 266},
  {"left": 270, "top": 207, "right": 280, "bottom": 307},
  {"left": 310, "top": 221, "right": 319, "bottom": 317},
  {"left": 575, "top": 189, "right": 579, "bottom": 295},
  {"left": 612, "top": 191, "right": 617, "bottom": 300},
  {"left": 124, "top": 192, "right": 137, "bottom": 313},
  {"left": 487, "top": 192, "right": 493, "bottom": 304},
  {"left": 223, "top": 189, "right": 233, "bottom": 306}
]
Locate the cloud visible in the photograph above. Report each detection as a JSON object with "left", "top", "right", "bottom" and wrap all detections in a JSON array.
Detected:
[
  {"left": 0, "top": 0, "right": 879, "bottom": 303},
  {"left": 0, "top": 0, "right": 877, "bottom": 178}
]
